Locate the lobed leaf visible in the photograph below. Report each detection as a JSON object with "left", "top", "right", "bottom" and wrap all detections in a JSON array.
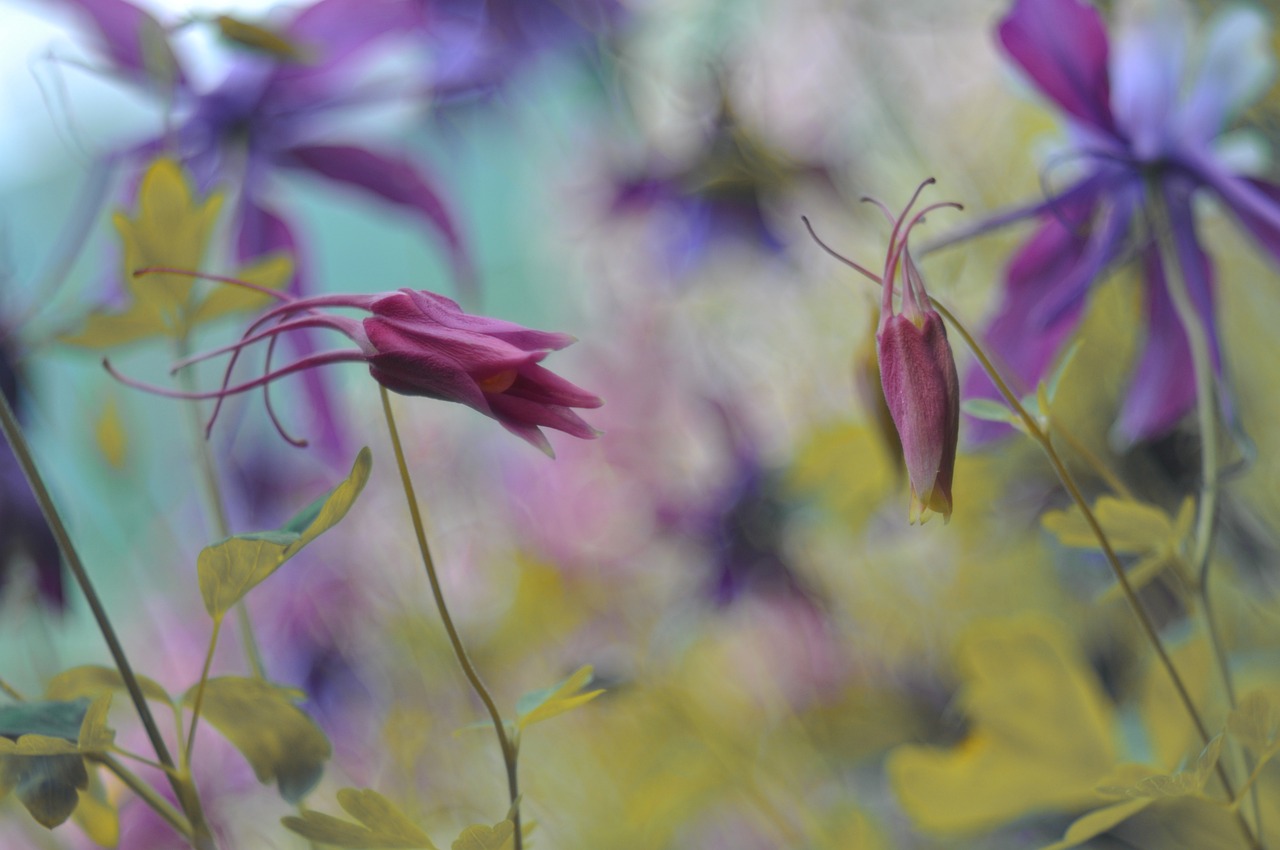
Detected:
[
  {"left": 282, "top": 788, "right": 437, "bottom": 848},
  {"left": 198, "top": 447, "right": 371, "bottom": 618},
  {"left": 45, "top": 665, "right": 172, "bottom": 706},
  {"left": 515, "top": 665, "right": 604, "bottom": 731},
  {"left": 186, "top": 677, "right": 331, "bottom": 803},
  {"left": 452, "top": 820, "right": 515, "bottom": 850},
  {"left": 77, "top": 694, "right": 115, "bottom": 753},
  {"left": 0, "top": 698, "right": 93, "bottom": 741},
  {"left": 1038, "top": 798, "right": 1155, "bottom": 850}
]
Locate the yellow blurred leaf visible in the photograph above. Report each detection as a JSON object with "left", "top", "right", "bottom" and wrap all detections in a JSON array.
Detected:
[
  {"left": 515, "top": 665, "right": 604, "bottom": 731},
  {"left": 198, "top": 447, "right": 371, "bottom": 619},
  {"left": 787, "top": 421, "right": 892, "bottom": 532},
  {"left": 282, "top": 787, "right": 438, "bottom": 848},
  {"left": 77, "top": 694, "right": 114, "bottom": 753},
  {"left": 186, "top": 677, "right": 331, "bottom": 803},
  {"left": 214, "top": 14, "right": 310, "bottom": 61},
  {"left": 1228, "top": 690, "right": 1280, "bottom": 753},
  {"left": 1042, "top": 496, "right": 1178, "bottom": 553},
  {"left": 73, "top": 774, "right": 119, "bottom": 848},
  {"left": 1097, "top": 735, "right": 1223, "bottom": 800},
  {"left": 95, "top": 397, "right": 128, "bottom": 469},
  {"left": 886, "top": 616, "right": 1118, "bottom": 834},
  {"left": 1038, "top": 798, "right": 1155, "bottom": 850},
  {"left": 188, "top": 252, "right": 293, "bottom": 325},
  {"left": 0, "top": 735, "right": 80, "bottom": 756},
  {"left": 1139, "top": 633, "right": 1213, "bottom": 769},
  {"left": 45, "top": 665, "right": 172, "bottom": 707},
  {"left": 452, "top": 820, "right": 515, "bottom": 850}
]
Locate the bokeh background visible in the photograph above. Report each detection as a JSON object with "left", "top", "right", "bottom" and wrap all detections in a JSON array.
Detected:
[{"left": 4, "top": 0, "right": 1280, "bottom": 847}]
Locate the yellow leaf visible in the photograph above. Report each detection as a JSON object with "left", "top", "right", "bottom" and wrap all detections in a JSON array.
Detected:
[
  {"left": 1038, "top": 798, "right": 1155, "bottom": 850},
  {"left": 1042, "top": 496, "right": 1176, "bottom": 553},
  {"left": 515, "top": 665, "right": 604, "bottom": 731},
  {"left": 45, "top": 665, "right": 172, "bottom": 707},
  {"left": 214, "top": 14, "right": 310, "bottom": 61},
  {"left": 1096, "top": 735, "right": 1223, "bottom": 800},
  {"left": 282, "top": 788, "right": 438, "bottom": 849},
  {"left": 198, "top": 447, "right": 371, "bottom": 618},
  {"left": 452, "top": 820, "right": 515, "bottom": 850},
  {"left": 0, "top": 735, "right": 81, "bottom": 756},
  {"left": 95, "top": 398, "right": 128, "bottom": 469},
  {"left": 188, "top": 252, "right": 294, "bottom": 325},
  {"left": 73, "top": 774, "right": 119, "bottom": 848},
  {"left": 187, "top": 677, "right": 331, "bottom": 803},
  {"left": 886, "top": 617, "right": 1117, "bottom": 834},
  {"left": 1139, "top": 633, "right": 1213, "bottom": 769},
  {"left": 1228, "top": 690, "right": 1280, "bottom": 753},
  {"left": 787, "top": 422, "right": 893, "bottom": 533},
  {"left": 77, "top": 694, "right": 114, "bottom": 753}
]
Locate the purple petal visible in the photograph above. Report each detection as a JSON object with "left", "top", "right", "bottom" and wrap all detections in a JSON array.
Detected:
[
  {"left": 53, "top": 0, "right": 184, "bottom": 87},
  {"left": 997, "top": 0, "right": 1116, "bottom": 134},
  {"left": 278, "top": 0, "right": 426, "bottom": 78},
  {"left": 1199, "top": 166, "right": 1280, "bottom": 266},
  {"left": 1110, "top": 2, "right": 1188, "bottom": 160},
  {"left": 1116, "top": 184, "right": 1222, "bottom": 443},
  {"left": 391, "top": 290, "right": 576, "bottom": 351},
  {"left": 964, "top": 209, "right": 1094, "bottom": 441},
  {"left": 234, "top": 196, "right": 351, "bottom": 463},
  {"left": 283, "top": 144, "right": 473, "bottom": 295}
]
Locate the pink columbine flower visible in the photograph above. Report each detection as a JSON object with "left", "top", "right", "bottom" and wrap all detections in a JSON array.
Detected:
[
  {"left": 107, "top": 280, "right": 602, "bottom": 456},
  {"left": 873, "top": 182, "right": 961, "bottom": 523}
]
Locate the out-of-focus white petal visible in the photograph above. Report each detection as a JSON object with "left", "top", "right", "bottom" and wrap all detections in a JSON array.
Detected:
[
  {"left": 1111, "top": 0, "right": 1190, "bottom": 159},
  {"left": 1178, "top": 6, "right": 1275, "bottom": 143}
]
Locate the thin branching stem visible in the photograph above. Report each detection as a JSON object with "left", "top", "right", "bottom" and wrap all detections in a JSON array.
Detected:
[
  {"left": 95, "top": 754, "right": 194, "bottom": 842},
  {"left": 931, "top": 298, "right": 1260, "bottom": 850},
  {"left": 378, "top": 387, "right": 522, "bottom": 849},
  {"left": 1145, "top": 183, "right": 1265, "bottom": 846},
  {"left": 0, "top": 391, "right": 216, "bottom": 850}
]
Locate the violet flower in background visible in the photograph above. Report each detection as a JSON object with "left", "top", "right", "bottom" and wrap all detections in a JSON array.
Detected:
[
  {"left": 421, "top": 0, "right": 626, "bottom": 104},
  {"left": 610, "top": 90, "right": 837, "bottom": 279},
  {"left": 949, "top": 0, "right": 1280, "bottom": 444},
  {"left": 0, "top": 333, "right": 63, "bottom": 612}
]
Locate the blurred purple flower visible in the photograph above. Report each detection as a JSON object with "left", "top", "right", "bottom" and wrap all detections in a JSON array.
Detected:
[
  {"left": 107, "top": 285, "right": 601, "bottom": 456},
  {"left": 610, "top": 93, "right": 836, "bottom": 278},
  {"left": 950, "top": 0, "right": 1280, "bottom": 444},
  {"left": 420, "top": 0, "right": 626, "bottom": 103},
  {"left": 0, "top": 334, "right": 64, "bottom": 612}
]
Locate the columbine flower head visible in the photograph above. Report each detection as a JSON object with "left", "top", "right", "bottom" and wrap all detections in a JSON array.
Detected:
[
  {"left": 106, "top": 281, "right": 602, "bottom": 457},
  {"left": 871, "top": 182, "right": 962, "bottom": 524},
  {"left": 952, "top": 0, "right": 1280, "bottom": 444}
]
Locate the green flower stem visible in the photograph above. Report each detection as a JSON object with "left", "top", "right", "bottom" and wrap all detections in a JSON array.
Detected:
[
  {"left": 378, "top": 387, "right": 523, "bottom": 850},
  {"left": 184, "top": 618, "right": 223, "bottom": 765},
  {"left": 95, "top": 754, "right": 194, "bottom": 842},
  {"left": 172, "top": 347, "right": 267, "bottom": 681},
  {"left": 931, "top": 299, "right": 1261, "bottom": 850},
  {"left": 0, "top": 678, "right": 26, "bottom": 701},
  {"left": 1145, "top": 186, "right": 1264, "bottom": 845},
  {"left": 0, "top": 391, "right": 216, "bottom": 850}
]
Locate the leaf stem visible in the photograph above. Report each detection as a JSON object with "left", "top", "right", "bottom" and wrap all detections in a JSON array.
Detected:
[
  {"left": 94, "top": 754, "right": 194, "bottom": 841},
  {"left": 0, "top": 391, "right": 217, "bottom": 850},
  {"left": 930, "top": 298, "right": 1260, "bottom": 850},
  {"left": 185, "top": 618, "right": 222, "bottom": 764},
  {"left": 378, "top": 387, "right": 522, "bottom": 850},
  {"left": 0, "top": 677, "right": 26, "bottom": 701},
  {"left": 173, "top": 340, "right": 266, "bottom": 680}
]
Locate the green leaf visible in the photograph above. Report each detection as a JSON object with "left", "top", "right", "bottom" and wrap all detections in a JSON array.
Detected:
[
  {"left": 0, "top": 752, "right": 89, "bottom": 829},
  {"left": 961, "top": 398, "right": 1021, "bottom": 426},
  {"left": 187, "top": 677, "right": 331, "bottom": 803},
  {"left": 198, "top": 447, "right": 372, "bottom": 618},
  {"left": 1038, "top": 798, "right": 1155, "bottom": 850},
  {"left": 0, "top": 698, "right": 92, "bottom": 741},
  {"left": 45, "top": 665, "right": 173, "bottom": 706},
  {"left": 282, "top": 788, "right": 438, "bottom": 848},
  {"left": 515, "top": 665, "right": 604, "bottom": 731},
  {"left": 452, "top": 820, "right": 515, "bottom": 850}
]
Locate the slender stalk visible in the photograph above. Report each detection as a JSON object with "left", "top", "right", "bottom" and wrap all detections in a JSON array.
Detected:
[
  {"left": 94, "top": 754, "right": 193, "bottom": 842},
  {"left": 378, "top": 387, "right": 522, "bottom": 850},
  {"left": 173, "top": 342, "right": 266, "bottom": 680},
  {"left": 932, "top": 299, "right": 1260, "bottom": 850},
  {"left": 0, "top": 392, "right": 216, "bottom": 850},
  {"left": 1146, "top": 186, "right": 1263, "bottom": 844},
  {"left": 184, "top": 618, "right": 223, "bottom": 763},
  {"left": 0, "top": 677, "right": 26, "bottom": 701}
]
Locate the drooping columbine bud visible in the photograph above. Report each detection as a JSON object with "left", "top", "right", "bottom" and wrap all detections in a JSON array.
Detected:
[
  {"left": 872, "top": 180, "right": 961, "bottom": 523},
  {"left": 106, "top": 280, "right": 601, "bottom": 457}
]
